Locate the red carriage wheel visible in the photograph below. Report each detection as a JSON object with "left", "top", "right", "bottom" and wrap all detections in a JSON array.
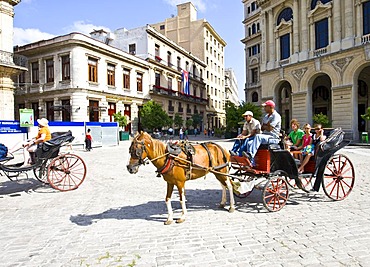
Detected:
[
  {"left": 47, "top": 154, "right": 87, "bottom": 191},
  {"left": 322, "top": 154, "right": 355, "bottom": 200},
  {"left": 262, "top": 175, "right": 289, "bottom": 212}
]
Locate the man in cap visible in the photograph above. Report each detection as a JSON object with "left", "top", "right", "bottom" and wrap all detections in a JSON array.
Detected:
[
  {"left": 230, "top": 110, "right": 261, "bottom": 156},
  {"left": 241, "top": 100, "right": 281, "bottom": 165}
]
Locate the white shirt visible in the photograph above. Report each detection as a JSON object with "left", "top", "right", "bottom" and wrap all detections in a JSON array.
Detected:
[{"left": 243, "top": 118, "right": 261, "bottom": 135}]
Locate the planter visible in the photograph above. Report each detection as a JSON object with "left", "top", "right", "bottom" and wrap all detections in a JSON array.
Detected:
[{"left": 119, "top": 131, "right": 129, "bottom": 141}]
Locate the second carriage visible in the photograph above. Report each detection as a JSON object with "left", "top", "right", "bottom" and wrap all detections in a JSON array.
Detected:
[{"left": 0, "top": 131, "right": 87, "bottom": 191}]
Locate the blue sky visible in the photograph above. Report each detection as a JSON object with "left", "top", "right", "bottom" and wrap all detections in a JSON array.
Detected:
[{"left": 13, "top": 0, "right": 245, "bottom": 99}]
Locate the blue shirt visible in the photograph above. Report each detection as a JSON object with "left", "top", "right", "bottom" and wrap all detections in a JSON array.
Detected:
[{"left": 262, "top": 110, "right": 281, "bottom": 138}]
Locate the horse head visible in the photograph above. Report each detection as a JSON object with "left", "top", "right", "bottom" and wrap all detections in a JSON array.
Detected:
[{"left": 127, "top": 131, "right": 152, "bottom": 174}]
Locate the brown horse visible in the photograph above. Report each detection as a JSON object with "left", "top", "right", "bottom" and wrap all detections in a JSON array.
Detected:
[{"left": 127, "top": 132, "right": 235, "bottom": 225}]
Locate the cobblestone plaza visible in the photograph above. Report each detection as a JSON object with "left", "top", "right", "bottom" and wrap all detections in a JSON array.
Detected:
[{"left": 0, "top": 136, "right": 369, "bottom": 266}]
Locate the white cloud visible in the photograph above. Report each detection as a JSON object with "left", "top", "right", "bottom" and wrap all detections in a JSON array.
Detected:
[
  {"left": 164, "top": 0, "right": 206, "bottom": 12},
  {"left": 13, "top": 27, "right": 56, "bottom": 46},
  {"left": 63, "top": 21, "right": 111, "bottom": 35},
  {"left": 13, "top": 21, "right": 112, "bottom": 46}
]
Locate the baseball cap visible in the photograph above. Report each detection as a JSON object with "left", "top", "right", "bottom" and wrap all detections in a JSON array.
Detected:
[
  {"left": 262, "top": 100, "right": 275, "bottom": 108},
  {"left": 242, "top": 111, "right": 253, "bottom": 117}
]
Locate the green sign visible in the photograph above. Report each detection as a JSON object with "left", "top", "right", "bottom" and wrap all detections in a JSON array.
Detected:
[{"left": 19, "top": 109, "right": 35, "bottom": 127}]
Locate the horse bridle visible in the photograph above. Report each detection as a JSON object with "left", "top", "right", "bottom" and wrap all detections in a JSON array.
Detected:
[{"left": 129, "top": 139, "right": 148, "bottom": 166}]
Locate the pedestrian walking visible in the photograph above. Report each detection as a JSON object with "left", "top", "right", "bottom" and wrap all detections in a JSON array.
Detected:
[{"left": 85, "top": 129, "right": 93, "bottom": 151}]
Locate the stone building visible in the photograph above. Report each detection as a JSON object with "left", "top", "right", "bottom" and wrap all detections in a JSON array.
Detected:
[
  {"left": 225, "top": 68, "right": 240, "bottom": 106},
  {"left": 100, "top": 25, "right": 208, "bottom": 131},
  {"left": 13, "top": 33, "right": 150, "bottom": 133},
  {"left": 243, "top": 0, "right": 370, "bottom": 140},
  {"left": 241, "top": 0, "right": 262, "bottom": 106},
  {"left": 0, "top": 0, "right": 25, "bottom": 120},
  {"left": 150, "top": 2, "right": 228, "bottom": 130}
]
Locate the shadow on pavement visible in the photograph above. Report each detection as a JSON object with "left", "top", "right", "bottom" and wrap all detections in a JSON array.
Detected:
[{"left": 0, "top": 178, "right": 48, "bottom": 196}]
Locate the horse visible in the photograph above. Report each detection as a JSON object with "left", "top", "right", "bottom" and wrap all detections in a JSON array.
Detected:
[{"left": 127, "top": 131, "right": 235, "bottom": 225}]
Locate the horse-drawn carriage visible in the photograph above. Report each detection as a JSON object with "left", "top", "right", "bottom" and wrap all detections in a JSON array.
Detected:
[
  {"left": 0, "top": 131, "right": 87, "bottom": 191},
  {"left": 127, "top": 128, "right": 354, "bottom": 224},
  {"left": 229, "top": 127, "right": 355, "bottom": 211}
]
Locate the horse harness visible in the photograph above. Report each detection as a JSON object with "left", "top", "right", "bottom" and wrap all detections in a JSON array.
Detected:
[{"left": 156, "top": 141, "right": 228, "bottom": 180}]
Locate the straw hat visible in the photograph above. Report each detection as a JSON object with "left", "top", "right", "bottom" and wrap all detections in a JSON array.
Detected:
[{"left": 37, "top": 118, "right": 49, "bottom": 127}]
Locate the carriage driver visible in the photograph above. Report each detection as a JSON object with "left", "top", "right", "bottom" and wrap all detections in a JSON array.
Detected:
[
  {"left": 230, "top": 111, "right": 261, "bottom": 156},
  {"left": 240, "top": 100, "right": 281, "bottom": 165},
  {"left": 9, "top": 118, "right": 52, "bottom": 167}
]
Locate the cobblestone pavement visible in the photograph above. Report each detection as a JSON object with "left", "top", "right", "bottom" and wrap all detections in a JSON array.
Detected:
[{"left": 0, "top": 135, "right": 369, "bottom": 267}]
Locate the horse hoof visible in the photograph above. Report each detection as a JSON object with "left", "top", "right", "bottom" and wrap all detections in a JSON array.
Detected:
[
  {"left": 229, "top": 207, "right": 235, "bottom": 213},
  {"left": 218, "top": 204, "right": 225, "bottom": 209},
  {"left": 164, "top": 220, "right": 173, "bottom": 225},
  {"left": 176, "top": 218, "right": 185, "bottom": 224}
]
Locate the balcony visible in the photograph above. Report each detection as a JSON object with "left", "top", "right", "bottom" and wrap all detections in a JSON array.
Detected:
[
  {"left": 313, "top": 47, "right": 328, "bottom": 57},
  {"left": 186, "top": 109, "right": 192, "bottom": 113},
  {"left": 362, "top": 33, "right": 370, "bottom": 44},
  {"left": 168, "top": 106, "right": 174, "bottom": 112},
  {"left": 150, "top": 85, "right": 208, "bottom": 104},
  {"left": 178, "top": 107, "right": 184, "bottom": 113}
]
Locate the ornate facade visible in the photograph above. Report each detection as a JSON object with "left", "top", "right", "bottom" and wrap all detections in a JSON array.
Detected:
[
  {"left": 0, "top": 0, "right": 25, "bottom": 120},
  {"left": 244, "top": 0, "right": 370, "bottom": 140}
]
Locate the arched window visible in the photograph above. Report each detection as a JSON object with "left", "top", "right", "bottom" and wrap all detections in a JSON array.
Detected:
[
  {"left": 311, "top": 0, "right": 331, "bottom": 10},
  {"left": 277, "top": 8, "right": 293, "bottom": 25},
  {"left": 313, "top": 86, "right": 330, "bottom": 101},
  {"left": 248, "top": 27, "right": 251, "bottom": 36},
  {"left": 252, "top": 24, "right": 256, "bottom": 34},
  {"left": 257, "top": 23, "right": 260, "bottom": 32},
  {"left": 252, "top": 92, "right": 258, "bottom": 102}
]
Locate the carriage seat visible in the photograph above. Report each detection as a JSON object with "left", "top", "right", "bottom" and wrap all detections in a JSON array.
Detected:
[{"left": 35, "top": 131, "right": 74, "bottom": 159}]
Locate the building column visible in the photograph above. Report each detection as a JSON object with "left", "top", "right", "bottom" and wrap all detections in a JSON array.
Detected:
[
  {"left": 343, "top": 0, "right": 355, "bottom": 49},
  {"left": 300, "top": 0, "right": 309, "bottom": 60},
  {"left": 293, "top": 0, "right": 299, "bottom": 54},
  {"left": 267, "top": 9, "right": 275, "bottom": 70},
  {"left": 260, "top": 11, "right": 268, "bottom": 72},
  {"left": 332, "top": 85, "right": 354, "bottom": 139},
  {"left": 356, "top": 3, "right": 362, "bottom": 44},
  {"left": 332, "top": 0, "right": 342, "bottom": 52}
]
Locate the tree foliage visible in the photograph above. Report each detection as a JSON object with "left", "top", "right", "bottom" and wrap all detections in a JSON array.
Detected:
[
  {"left": 225, "top": 101, "right": 263, "bottom": 132},
  {"left": 173, "top": 113, "right": 183, "bottom": 129},
  {"left": 140, "top": 100, "right": 172, "bottom": 131},
  {"left": 313, "top": 112, "right": 331, "bottom": 128},
  {"left": 112, "top": 112, "right": 128, "bottom": 130},
  {"left": 191, "top": 113, "right": 202, "bottom": 128},
  {"left": 361, "top": 107, "right": 370, "bottom": 121}
]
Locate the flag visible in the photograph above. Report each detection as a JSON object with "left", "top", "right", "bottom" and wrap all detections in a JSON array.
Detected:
[{"left": 182, "top": 70, "right": 190, "bottom": 95}]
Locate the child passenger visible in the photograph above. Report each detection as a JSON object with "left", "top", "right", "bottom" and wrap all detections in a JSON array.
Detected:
[{"left": 298, "top": 123, "right": 314, "bottom": 174}]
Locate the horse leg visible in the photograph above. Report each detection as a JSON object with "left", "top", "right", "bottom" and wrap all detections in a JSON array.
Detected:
[
  {"left": 176, "top": 183, "right": 187, "bottom": 224},
  {"left": 219, "top": 184, "right": 227, "bottom": 209},
  {"left": 165, "top": 183, "right": 174, "bottom": 225},
  {"left": 225, "top": 177, "right": 235, "bottom": 213}
]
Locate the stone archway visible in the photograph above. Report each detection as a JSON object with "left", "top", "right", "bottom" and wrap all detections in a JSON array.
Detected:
[
  {"left": 277, "top": 81, "right": 292, "bottom": 132},
  {"left": 311, "top": 74, "right": 332, "bottom": 123},
  {"left": 358, "top": 67, "right": 370, "bottom": 134}
]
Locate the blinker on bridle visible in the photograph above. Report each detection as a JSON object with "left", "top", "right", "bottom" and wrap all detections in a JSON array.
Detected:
[{"left": 129, "top": 139, "right": 148, "bottom": 166}]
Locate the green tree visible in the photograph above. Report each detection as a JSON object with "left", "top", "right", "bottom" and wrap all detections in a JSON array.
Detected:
[
  {"left": 191, "top": 113, "right": 202, "bottom": 128},
  {"left": 173, "top": 113, "right": 183, "bottom": 129},
  {"left": 225, "top": 101, "right": 262, "bottom": 132},
  {"left": 112, "top": 112, "right": 128, "bottom": 131},
  {"left": 185, "top": 119, "right": 193, "bottom": 128},
  {"left": 140, "top": 100, "right": 172, "bottom": 131},
  {"left": 361, "top": 107, "right": 370, "bottom": 121},
  {"left": 313, "top": 112, "right": 331, "bottom": 128}
]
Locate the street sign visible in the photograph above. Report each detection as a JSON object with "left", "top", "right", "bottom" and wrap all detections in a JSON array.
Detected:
[{"left": 19, "top": 109, "right": 35, "bottom": 127}]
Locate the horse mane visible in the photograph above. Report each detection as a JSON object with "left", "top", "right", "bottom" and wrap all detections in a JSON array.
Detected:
[{"left": 137, "top": 131, "right": 166, "bottom": 159}]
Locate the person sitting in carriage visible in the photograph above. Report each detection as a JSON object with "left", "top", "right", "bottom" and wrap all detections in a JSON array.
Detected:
[
  {"left": 298, "top": 123, "right": 327, "bottom": 173},
  {"left": 230, "top": 111, "right": 261, "bottom": 156},
  {"left": 9, "top": 118, "right": 51, "bottom": 167},
  {"left": 239, "top": 100, "right": 281, "bottom": 166}
]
